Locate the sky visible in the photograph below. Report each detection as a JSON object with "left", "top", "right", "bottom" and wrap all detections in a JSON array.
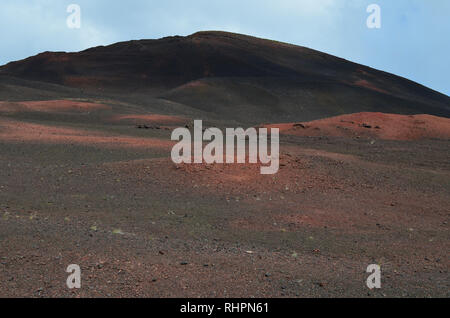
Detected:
[{"left": 0, "top": 0, "right": 449, "bottom": 96}]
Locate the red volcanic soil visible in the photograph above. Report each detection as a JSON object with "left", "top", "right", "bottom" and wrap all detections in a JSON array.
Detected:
[
  {"left": 110, "top": 114, "right": 188, "bottom": 126},
  {"left": 2, "top": 134, "right": 448, "bottom": 297},
  {"left": 0, "top": 100, "right": 111, "bottom": 114},
  {"left": 0, "top": 118, "right": 173, "bottom": 150},
  {"left": 265, "top": 112, "right": 450, "bottom": 141},
  {"left": 0, "top": 108, "right": 449, "bottom": 297}
]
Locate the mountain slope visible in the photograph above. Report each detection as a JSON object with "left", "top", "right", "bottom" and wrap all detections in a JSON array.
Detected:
[{"left": 1, "top": 31, "right": 449, "bottom": 124}]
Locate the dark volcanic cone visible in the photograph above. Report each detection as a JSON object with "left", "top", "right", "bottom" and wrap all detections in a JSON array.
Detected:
[{"left": 1, "top": 31, "right": 449, "bottom": 124}]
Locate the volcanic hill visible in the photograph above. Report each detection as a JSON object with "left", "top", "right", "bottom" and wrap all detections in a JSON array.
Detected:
[{"left": 1, "top": 31, "right": 449, "bottom": 125}]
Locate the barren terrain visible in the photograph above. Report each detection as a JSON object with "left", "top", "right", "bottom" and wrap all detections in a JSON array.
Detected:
[{"left": 0, "top": 32, "right": 448, "bottom": 297}]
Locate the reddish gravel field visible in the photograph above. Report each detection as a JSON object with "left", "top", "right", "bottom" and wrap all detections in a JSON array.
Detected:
[
  {"left": 0, "top": 102, "right": 448, "bottom": 298},
  {"left": 265, "top": 112, "right": 450, "bottom": 141},
  {"left": 0, "top": 32, "right": 449, "bottom": 298}
]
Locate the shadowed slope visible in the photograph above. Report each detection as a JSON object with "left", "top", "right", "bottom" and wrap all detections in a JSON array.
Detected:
[{"left": 1, "top": 31, "right": 449, "bottom": 124}]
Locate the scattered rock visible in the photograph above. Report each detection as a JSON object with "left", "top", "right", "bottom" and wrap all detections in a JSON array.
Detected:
[{"left": 112, "top": 229, "right": 124, "bottom": 235}]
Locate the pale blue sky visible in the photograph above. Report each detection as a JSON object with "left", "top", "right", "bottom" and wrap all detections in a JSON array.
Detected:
[{"left": 0, "top": 0, "right": 449, "bottom": 95}]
